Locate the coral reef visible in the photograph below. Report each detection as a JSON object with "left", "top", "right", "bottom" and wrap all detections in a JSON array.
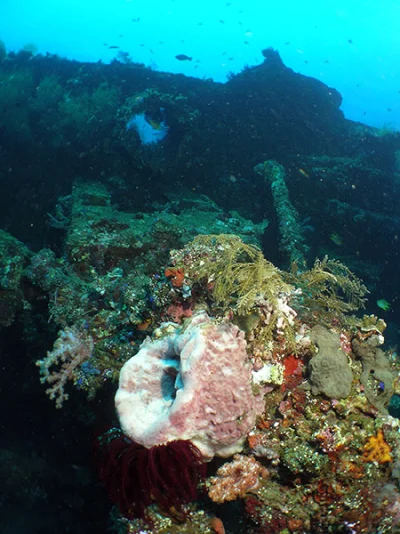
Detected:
[
  {"left": 169, "top": 233, "right": 293, "bottom": 316},
  {"left": 28, "top": 183, "right": 267, "bottom": 405},
  {"left": 90, "top": 233, "right": 400, "bottom": 531},
  {"left": 66, "top": 181, "right": 266, "bottom": 277},
  {"left": 1, "top": 219, "right": 399, "bottom": 532},
  {"left": 20, "top": 224, "right": 400, "bottom": 531},
  {"left": 112, "top": 503, "right": 218, "bottom": 534}
]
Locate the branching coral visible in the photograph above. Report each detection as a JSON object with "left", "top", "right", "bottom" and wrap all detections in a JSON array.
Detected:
[
  {"left": 36, "top": 326, "right": 94, "bottom": 408},
  {"left": 171, "top": 236, "right": 367, "bottom": 333}
]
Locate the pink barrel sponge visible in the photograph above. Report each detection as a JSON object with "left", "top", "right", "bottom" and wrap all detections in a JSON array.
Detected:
[{"left": 115, "top": 312, "right": 264, "bottom": 459}]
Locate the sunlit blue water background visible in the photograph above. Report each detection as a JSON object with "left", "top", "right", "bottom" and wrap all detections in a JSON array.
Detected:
[{"left": 1, "top": 0, "right": 399, "bottom": 129}]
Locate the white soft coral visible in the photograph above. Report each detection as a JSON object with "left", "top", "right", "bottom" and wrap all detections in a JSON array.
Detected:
[{"left": 36, "top": 327, "right": 93, "bottom": 408}]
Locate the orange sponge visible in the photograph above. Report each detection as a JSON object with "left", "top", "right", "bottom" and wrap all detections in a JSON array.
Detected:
[{"left": 362, "top": 429, "right": 392, "bottom": 464}]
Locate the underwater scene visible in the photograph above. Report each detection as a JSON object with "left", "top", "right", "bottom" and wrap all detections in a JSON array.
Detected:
[{"left": 1, "top": 1, "right": 400, "bottom": 533}]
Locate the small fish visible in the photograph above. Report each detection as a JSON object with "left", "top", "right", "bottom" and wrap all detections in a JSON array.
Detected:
[
  {"left": 348, "top": 39, "right": 353, "bottom": 43},
  {"left": 175, "top": 54, "right": 192, "bottom": 61},
  {"left": 211, "top": 516, "right": 226, "bottom": 534},
  {"left": 136, "top": 317, "right": 153, "bottom": 331},
  {"left": 132, "top": 17, "right": 140, "bottom": 22},
  {"left": 298, "top": 168, "right": 310, "bottom": 178},
  {"left": 330, "top": 232, "right": 343, "bottom": 246},
  {"left": 148, "top": 119, "right": 162, "bottom": 130},
  {"left": 136, "top": 311, "right": 153, "bottom": 331},
  {"left": 109, "top": 45, "right": 120, "bottom": 49},
  {"left": 377, "top": 299, "right": 391, "bottom": 311}
]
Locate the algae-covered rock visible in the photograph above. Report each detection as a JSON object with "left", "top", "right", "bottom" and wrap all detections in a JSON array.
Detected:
[
  {"left": 308, "top": 325, "right": 353, "bottom": 399},
  {"left": 0, "top": 230, "right": 32, "bottom": 327},
  {"left": 255, "top": 159, "right": 309, "bottom": 269},
  {"left": 282, "top": 440, "right": 328, "bottom": 475},
  {"left": 67, "top": 181, "right": 267, "bottom": 275},
  {"left": 352, "top": 334, "right": 394, "bottom": 413}
]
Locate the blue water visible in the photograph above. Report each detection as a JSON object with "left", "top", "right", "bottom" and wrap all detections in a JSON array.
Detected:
[{"left": 1, "top": 0, "right": 399, "bottom": 129}]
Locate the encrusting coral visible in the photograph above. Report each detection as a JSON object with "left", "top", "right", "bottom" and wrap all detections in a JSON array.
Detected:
[
  {"left": 208, "top": 454, "right": 269, "bottom": 503},
  {"left": 362, "top": 429, "right": 392, "bottom": 464}
]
